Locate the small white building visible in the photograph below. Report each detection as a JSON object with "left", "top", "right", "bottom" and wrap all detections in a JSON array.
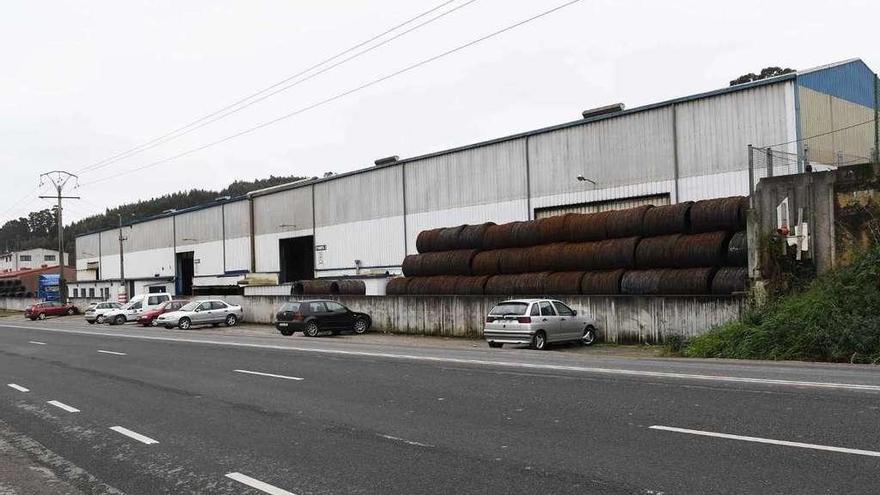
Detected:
[{"left": 0, "top": 248, "right": 69, "bottom": 273}]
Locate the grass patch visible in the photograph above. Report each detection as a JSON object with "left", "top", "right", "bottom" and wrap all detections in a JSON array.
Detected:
[{"left": 678, "top": 246, "right": 880, "bottom": 363}]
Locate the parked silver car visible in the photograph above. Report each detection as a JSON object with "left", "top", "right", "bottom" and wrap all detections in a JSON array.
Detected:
[
  {"left": 84, "top": 302, "right": 123, "bottom": 324},
  {"left": 483, "top": 299, "right": 598, "bottom": 350},
  {"left": 154, "top": 299, "right": 243, "bottom": 330}
]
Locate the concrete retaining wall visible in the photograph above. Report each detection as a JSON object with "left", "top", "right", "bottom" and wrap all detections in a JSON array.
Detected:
[{"left": 1, "top": 295, "right": 743, "bottom": 343}]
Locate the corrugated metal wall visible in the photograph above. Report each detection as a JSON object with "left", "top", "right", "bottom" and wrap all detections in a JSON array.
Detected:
[
  {"left": 175, "top": 206, "right": 223, "bottom": 246},
  {"left": 253, "top": 186, "right": 313, "bottom": 235},
  {"left": 125, "top": 217, "right": 174, "bottom": 253},
  {"left": 315, "top": 166, "right": 403, "bottom": 226},
  {"left": 223, "top": 200, "right": 252, "bottom": 272},
  {"left": 534, "top": 194, "right": 670, "bottom": 218},
  {"left": 799, "top": 86, "right": 875, "bottom": 165},
  {"left": 75, "top": 233, "right": 100, "bottom": 270}
]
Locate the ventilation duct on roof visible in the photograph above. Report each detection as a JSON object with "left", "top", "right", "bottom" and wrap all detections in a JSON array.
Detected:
[
  {"left": 582, "top": 103, "right": 625, "bottom": 119},
  {"left": 374, "top": 155, "right": 399, "bottom": 166}
]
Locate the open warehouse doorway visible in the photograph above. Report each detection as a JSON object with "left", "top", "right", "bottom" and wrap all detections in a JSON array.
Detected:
[
  {"left": 175, "top": 251, "right": 194, "bottom": 295},
  {"left": 279, "top": 236, "right": 314, "bottom": 283}
]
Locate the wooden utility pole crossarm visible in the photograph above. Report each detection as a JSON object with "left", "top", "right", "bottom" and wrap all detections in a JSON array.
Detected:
[{"left": 38, "top": 170, "right": 79, "bottom": 304}]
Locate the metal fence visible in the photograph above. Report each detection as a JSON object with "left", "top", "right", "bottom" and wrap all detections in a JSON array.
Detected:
[{"left": 748, "top": 144, "right": 876, "bottom": 195}]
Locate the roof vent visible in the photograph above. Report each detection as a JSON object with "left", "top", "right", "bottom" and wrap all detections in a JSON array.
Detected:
[
  {"left": 582, "top": 103, "right": 625, "bottom": 119},
  {"left": 162, "top": 209, "right": 177, "bottom": 214},
  {"left": 374, "top": 155, "right": 399, "bottom": 166},
  {"left": 215, "top": 196, "right": 231, "bottom": 202}
]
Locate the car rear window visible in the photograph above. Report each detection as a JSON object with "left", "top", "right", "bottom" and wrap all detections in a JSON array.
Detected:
[
  {"left": 489, "top": 302, "right": 529, "bottom": 316},
  {"left": 281, "top": 302, "right": 301, "bottom": 312}
]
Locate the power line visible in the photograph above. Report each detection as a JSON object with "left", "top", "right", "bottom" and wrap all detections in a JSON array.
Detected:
[
  {"left": 761, "top": 118, "right": 875, "bottom": 148},
  {"left": 73, "top": 0, "right": 471, "bottom": 176},
  {"left": 77, "top": 0, "right": 585, "bottom": 189}
]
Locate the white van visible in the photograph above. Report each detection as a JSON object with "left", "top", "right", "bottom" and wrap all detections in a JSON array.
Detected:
[{"left": 104, "top": 293, "right": 173, "bottom": 325}]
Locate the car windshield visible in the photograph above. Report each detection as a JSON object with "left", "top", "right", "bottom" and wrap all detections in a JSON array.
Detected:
[
  {"left": 179, "top": 301, "right": 200, "bottom": 311},
  {"left": 489, "top": 302, "right": 530, "bottom": 316}
]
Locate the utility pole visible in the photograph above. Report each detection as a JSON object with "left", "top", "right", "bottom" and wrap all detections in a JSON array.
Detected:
[
  {"left": 39, "top": 171, "right": 79, "bottom": 304},
  {"left": 118, "top": 214, "right": 128, "bottom": 303}
]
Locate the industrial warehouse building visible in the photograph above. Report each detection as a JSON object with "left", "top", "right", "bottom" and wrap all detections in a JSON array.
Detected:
[{"left": 70, "top": 58, "right": 878, "bottom": 298}]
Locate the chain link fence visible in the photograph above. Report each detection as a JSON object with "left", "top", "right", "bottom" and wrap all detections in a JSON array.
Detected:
[{"left": 748, "top": 144, "right": 876, "bottom": 195}]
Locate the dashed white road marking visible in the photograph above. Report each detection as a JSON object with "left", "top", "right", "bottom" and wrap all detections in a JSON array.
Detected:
[
  {"left": 225, "top": 472, "right": 296, "bottom": 495},
  {"left": 650, "top": 425, "right": 880, "bottom": 457},
  {"left": 378, "top": 434, "right": 434, "bottom": 448},
  {"left": 7, "top": 324, "right": 880, "bottom": 393},
  {"left": 7, "top": 384, "right": 29, "bottom": 392},
  {"left": 97, "top": 350, "right": 127, "bottom": 356},
  {"left": 28, "top": 341, "right": 47, "bottom": 345},
  {"left": 47, "top": 400, "right": 80, "bottom": 413},
  {"left": 109, "top": 426, "right": 158, "bottom": 445},
  {"left": 233, "top": 369, "right": 304, "bottom": 381}
]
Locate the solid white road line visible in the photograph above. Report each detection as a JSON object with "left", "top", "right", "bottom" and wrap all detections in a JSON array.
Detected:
[
  {"left": 378, "top": 434, "right": 434, "bottom": 448},
  {"left": 47, "top": 400, "right": 80, "bottom": 413},
  {"left": 7, "top": 383, "right": 29, "bottom": 392},
  {"left": 650, "top": 425, "right": 880, "bottom": 457},
  {"left": 28, "top": 341, "right": 47, "bottom": 345},
  {"left": 225, "top": 472, "right": 296, "bottom": 495},
  {"left": 97, "top": 350, "right": 127, "bottom": 356},
  {"left": 233, "top": 369, "right": 304, "bottom": 381},
  {"left": 109, "top": 426, "right": 159, "bottom": 445},
  {"left": 7, "top": 324, "right": 880, "bottom": 393}
]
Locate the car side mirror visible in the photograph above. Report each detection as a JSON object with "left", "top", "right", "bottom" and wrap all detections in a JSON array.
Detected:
[
  {"left": 194, "top": 308, "right": 201, "bottom": 312},
  {"left": 572, "top": 310, "right": 578, "bottom": 316}
]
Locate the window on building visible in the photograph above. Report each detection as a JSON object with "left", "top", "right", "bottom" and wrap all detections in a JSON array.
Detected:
[
  {"left": 88, "top": 288, "right": 95, "bottom": 298},
  {"left": 44, "top": 255, "right": 56, "bottom": 261},
  {"left": 19, "top": 255, "right": 31, "bottom": 261},
  {"left": 73, "top": 288, "right": 79, "bottom": 298}
]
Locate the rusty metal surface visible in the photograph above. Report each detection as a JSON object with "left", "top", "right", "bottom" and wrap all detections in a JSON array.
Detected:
[
  {"left": 525, "top": 243, "right": 566, "bottom": 272},
  {"left": 672, "top": 231, "right": 729, "bottom": 268},
  {"left": 581, "top": 269, "right": 625, "bottom": 295},
  {"left": 635, "top": 234, "right": 682, "bottom": 268},
  {"left": 690, "top": 196, "right": 747, "bottom": 233},
  {"left": 401, "top": 250, "right": 477, "bottom": 276},
  {"left": 658, "top": 267, "right": 716, "bottom": 294},
  {"left": 336, "top": 279, "right": 366, "bottom": 295},
  {"left": 484, "top": 272, "right": 549, "bottom": 295},
  {"left": 458, "top": 223, "right": 495, "bottom": 250},
  {"left": 536, "top": 214, "right": 570, "bottom": 244},
  {"left": 621, "top": 269, "right": 667, "bottom": 295},
  {"left": 401, "top": 254, "right": 422, "bottom": 277},
  {"left": 605, "top": 205, "right": 652, "bottom": 239},
  {"left": 498, "top": 248, "right": 530, "bottom": 274},
  {"left": 512, "top": 221, "right": 542, "bottom": 247},
  {"left": 405, "top": 276, "right": 460, "bottom": 295},
  {"left": 483, "top": 222, "right": 519, "bottom": 250},
  {"left": 544, "top": 271, "right": 585, "bottom": 295},
  {"left": 558, "top": 241, "right": 600, "bottom": 271},
  {"left": 566, "top": 211, "right": 609, "bottom": 242},
  {"left": 435, "top": 225, "right": 466, "bottom": 251},
  {"left": 415, "top": 228, "right": 442, "bottom": 253},
  {"left": 293, "top": 279, "right": 339, "bottom": 295},
  {"left": 642, "top": 202, "right": 693, "bottom": 236},
  {"left": 472, "top": 250, "right": 503, "bottom": 275},
  {"left": 594, "top": 237, "right": 639, "bottom": 269},
  {"left": 712, "top": 266, "right": 748, "bottom": 294},
  {"left": 454, "top": 275, "right": 491, "bottom": 295},
  {"left": 726, "top": 231, "right": 748, "bottom": 266},
  {"left": 385, "top": 277, "right": 409, "bottom": 295}
]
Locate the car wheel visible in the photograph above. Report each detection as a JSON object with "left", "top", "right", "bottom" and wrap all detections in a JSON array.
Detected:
[
  {"left": 164, "top": 325, "right": 175, "bottom": 330},
  {"left": 304, "top": 321, "right": 319, "bottom": 337},
  {"left": 87, "top": 320, "right": 95, "bottom": 324},
  {"left": 488, "top": 342, "right": 503, "bottom": 348},
  {"left": 581, "top": 326, "right": 597, "bottom": 346},
  {"left": 37, "top": 313, "right": 46, "bottom": 320},
  {"left": 66, "top": 308, "right": 75, "bottom": 316},
  {"left": 96, "top": 315, "right": 105, "bottom": 324},
  {"left": 29, "top": 317, "right": 37, "bottom": 321},
  {"left": 225, "top": 314, "right": 238, "bottom": 327},
  {"left": 113, "top": 315, "right": 126, "bottom": 326},
  {"left": 178, "top": 317, "right": 192, "bottom": 330},
  {"left": 353, "top": 317, "right": 369, "bottom": 335},
  {"left": 279, "top": 328, "right": 294, "bottom": 336},
  {"left": 531, "top": 331, "right": 547, "bottom": 351}
]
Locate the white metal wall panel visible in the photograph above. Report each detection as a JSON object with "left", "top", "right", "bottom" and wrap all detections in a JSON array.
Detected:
[
  {"left": 117, "top": 248, "right": 175, "bottom": 280},
  {"left": 254, "top": 228, "right": 313, "bottom": 273},
  {"left": 315, "top": 166, "right": 403, "bottom": 226},
  {"left": 75, "top": 234, "right": 100, "bottom": 270},
  {"left": 176, "top": 240, "right": 224, "bottom": 277},
  {"left": 223, "top": 201, "right": 251, "bottom": 239},
  {"left": 100, "top": 230, "right": 119, "bottom": 257},
  {"left": 314, "top": 216, "right": 405, "bottom": 271},
  {"left": 799, "top": 86, "right": 875, "bottom": 165},
  {"left": 404, "top": 139, "right": 527, "bottom": 214},
  {"left": 125, "top": 217, "right": 174, "bottom": 253},
  {"left": 224, "top": 236, "right": 251, "bottom": 272},
  {"left": 175, "top": 206, "right": 223, "bottom": 246},
  {"left": 676, "top": 81, "right": 797, "bottom": 178},
  {"left": 678, "top": 170, "right": 752, "bottom": 202},
  {"left": 253, "top": 186, "right": 313, "bottom": 236},
  {"left": 529, "top": 108, "right": 675, "bottom": 199}
]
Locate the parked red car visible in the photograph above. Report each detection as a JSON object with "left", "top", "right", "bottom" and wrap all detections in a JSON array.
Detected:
[
  {"left": 137, "top": 299, "right": 190, "bottom": 327},
  {"left": 25, "top": 301, "right": 79, "bottom": 320}
]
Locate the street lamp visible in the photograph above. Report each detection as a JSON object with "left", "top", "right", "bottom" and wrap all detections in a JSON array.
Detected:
[{"left": 576, "top": 175, "right": 597, "bottom": 185}]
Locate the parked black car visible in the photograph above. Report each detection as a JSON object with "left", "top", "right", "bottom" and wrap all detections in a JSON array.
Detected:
[{"left": 275, "top": 300, "right": 372, "bottom": 337}]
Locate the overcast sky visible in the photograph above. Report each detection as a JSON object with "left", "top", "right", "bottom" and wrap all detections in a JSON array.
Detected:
[{"left": 2, "top": 0, "right": 878, "bottom": 224}]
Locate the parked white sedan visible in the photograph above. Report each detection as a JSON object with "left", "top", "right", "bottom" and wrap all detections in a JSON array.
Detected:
[
  {"left": 154, "top": 300, "right": 243, "bottom": 330},
  {"left": 483, "top": 299, "right": 598, "bottom": 350}
]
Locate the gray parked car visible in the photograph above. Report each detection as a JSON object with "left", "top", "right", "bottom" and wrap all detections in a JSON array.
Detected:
[
  {"left": 84, "top": 302, "right": 123, "bottom": 324},
  {"left": 483, "top": 299, "right": 598, "bottom": 350},
  {"left": 154, "top": 299, "right": 243, "bottom": 330}
]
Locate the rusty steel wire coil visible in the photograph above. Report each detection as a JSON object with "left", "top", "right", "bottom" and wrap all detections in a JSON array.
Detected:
[
  {"left": 581, "top": 269, "right": 625, "bottom": 295},
  {"left": 472, "top": 250, "right": 503, "bottom": 275},
  {"left": 712, "top": 266, "right": 748, "bottom": 294},
  {"left": 524, "top": 243, "right": 566, "bottom": 272},
  {"left": 672, "top": 231, "right": 729, "bottom": 268},
  {"left": 690, "top": 196, "right": 747, "bottom": 233},
  {"left": 401, "top": 254, "right": 423, "bottom": 277},
  {"left": 642, "top": 202, "right": 693, "bottom": 236},
  {"left": 593, "top": 237, "right": 639, "bottom": 269},
  {"left": 405, "top": 276, "right": 458, "bottom": 295},
  {"left": 605, "top": 205, "right": 652, "bottom": 239},
  {"left": 435, "top": 225, "right": 466, "bottom": 251},
  {"left": 544, "top": 271, "right": 586, "bottom": 295},
  {"left": 415, "top": 228, "right": 443, "bottom": 253},
  {"left": 536, "top": 214, "right": 571, "bottom": 244},
  {"left": 483, "top": 222, "right": 519, "bottom": 250},
  {"left": 400, "top": 250, "right": 477, "bottom": 276},
  {"left": 726, "top": 231, "right": 748, "bottom": 266},
  {"left": 621, "top": 269, "right": 667, "bottom": 295},
  {"left": 336, "top": 280, "right": 366, "bottom": 295},
  {"left": 566, "top": 211, "right": 610, "bottom": 242},
  {"left": 294, "top": 279, "right": 339, "bottom": 295},
  {"left": 484, "top": 272, "right": 549, "bottom": 295},
  {"left": 558, "top": 241, "right": 601, "bottom": 271},
  {"left": 658, "top": 267, "right": 717, "bottom": 295},
  {"left": 512, "top": 220, "right": 542, "bottom": 247},
  {"left": 385, "top": 277, "right": 410, "bottom": 295},
  {"left": 498, "top": 247, "right": 531, "bottom": 274},
  {"left": 635, "top": 234, "right": 682, "bottom": 268},
  {"left": 454, "top": 275, "right": 491, "bottom": 295},
  {"left": 458, "top": 223, "right": 495, "bottom": 250}
]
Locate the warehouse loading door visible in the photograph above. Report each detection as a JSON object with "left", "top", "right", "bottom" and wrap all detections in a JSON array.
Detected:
[
  {"left": 279, "top": 236, "right": 314, "bottom": 283},
  {"left": 175, "top": 251, "right": 194, "bottom": 295}
]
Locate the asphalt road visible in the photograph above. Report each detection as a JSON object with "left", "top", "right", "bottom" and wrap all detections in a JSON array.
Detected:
[{"left": 1, "top": 317, "right": 879, "bottom": 494}]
